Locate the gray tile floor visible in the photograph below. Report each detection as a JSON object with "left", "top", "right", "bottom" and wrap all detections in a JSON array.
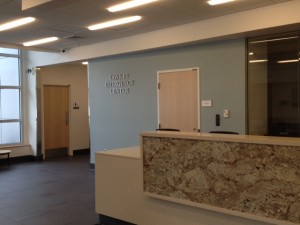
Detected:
[{"left": 0, "top": 155, "right": 99, "bottom": 225}]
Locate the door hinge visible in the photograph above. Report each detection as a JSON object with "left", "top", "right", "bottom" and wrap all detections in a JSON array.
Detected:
[{"left": 157, "top": 82, "right": 160, "bottom": 90}]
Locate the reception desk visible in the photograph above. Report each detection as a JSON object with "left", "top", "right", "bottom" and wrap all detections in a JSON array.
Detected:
[
  {"left": 95, "top": 132, "right": 299, "bottom": 225},
  {"left": 141, "top": 131, "right": 300, "bottom": 225}
]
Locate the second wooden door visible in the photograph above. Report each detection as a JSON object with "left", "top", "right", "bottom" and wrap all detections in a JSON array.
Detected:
[
  {"left": 158, "top": 68, "right": 200, "bottom": 132},
  {"left": 43, "top": 85, "right": 70, "bottom": 157}
]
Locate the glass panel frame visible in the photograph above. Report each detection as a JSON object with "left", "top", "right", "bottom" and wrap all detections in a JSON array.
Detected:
[{"left": 247, "top": 32, "right": 300, "bottom": 137}]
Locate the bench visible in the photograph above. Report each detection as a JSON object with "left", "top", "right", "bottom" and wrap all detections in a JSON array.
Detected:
[{"left": 0, "top": 150, "right": 11, "bottom": 166}]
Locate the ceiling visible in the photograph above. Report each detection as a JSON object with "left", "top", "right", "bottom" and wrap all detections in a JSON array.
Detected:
[{"left": 0, "top": 0, "right": 293, "bottom": 52}]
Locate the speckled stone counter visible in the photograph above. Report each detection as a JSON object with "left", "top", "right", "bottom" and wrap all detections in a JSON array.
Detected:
[{"left": 141, "top": 131, "right": 300, "bottom": 225}]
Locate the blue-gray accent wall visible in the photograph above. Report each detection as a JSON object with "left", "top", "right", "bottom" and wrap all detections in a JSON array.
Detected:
[{"left": 89, "top": 38, "right": 246, "bottom": 163}]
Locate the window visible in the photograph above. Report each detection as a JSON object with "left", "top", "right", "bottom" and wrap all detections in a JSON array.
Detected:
[
  {"left": 248, "top": 32, "right": 300, "bottom": 137},
  {"left": 0, "top": 47, "right": 21, "bottom": 144}
]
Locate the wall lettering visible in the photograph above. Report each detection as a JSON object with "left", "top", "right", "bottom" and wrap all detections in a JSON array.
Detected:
[{"left": 105, "top": 73, "right": 135, "bottom": 95}]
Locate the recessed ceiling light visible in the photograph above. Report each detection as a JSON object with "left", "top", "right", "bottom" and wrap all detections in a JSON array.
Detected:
[
  {"left": 207, "top": 0, "right": 234, "bottom": 6},
  {"left": 88, "top": 16, "right": 142, "bottom": 31},
  {"left": 277, "top": 59, "right": 300, "bottom": 64},
  {"left": 249, "top": 59, "right": 268, "bottom": 63},
  {"left": 82, "top": 61, "right": 88, "bottom": 65},
  {"left": 23, "top": 37, "right": 59, "bottom": 46},
  {"left": 107, "top": 0, "right": 157, "bottom": 12},
  {"left": 250, "top": 36, "right": 298, "bottom": 44},
  {"left": 0, "top": 17, "right": 35, "bottom": 31}
]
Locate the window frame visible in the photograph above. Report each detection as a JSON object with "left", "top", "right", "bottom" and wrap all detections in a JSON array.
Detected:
[{"left": 0, "top": 49, "right": 22, "bottom": 145}]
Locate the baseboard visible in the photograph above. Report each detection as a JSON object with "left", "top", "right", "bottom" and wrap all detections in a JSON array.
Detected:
[
  {"left": 0, "top": 155, "right": 41, "bottom": 165},
  {"left": 89, "top": 163, "right": 95, "bottom": 170},
  {"left": 45, "top": 148, "right": 68, "bottom": 158},
  {"left": 73, "top": 148, "right": 90, "bottom": 155},
  {"left": 99, "top": 214, "right": 136, "bottom": 225},
  {"left": 0, "top": 151, "right": 89, "bottom": 166}
]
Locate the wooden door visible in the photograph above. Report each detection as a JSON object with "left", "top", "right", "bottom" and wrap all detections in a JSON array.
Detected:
[
  {"left": 158, "top": 68, "right": 199, "bottom": 132},
  {"left": 43, "top": 85, "right": 70, "bottom": 157}
]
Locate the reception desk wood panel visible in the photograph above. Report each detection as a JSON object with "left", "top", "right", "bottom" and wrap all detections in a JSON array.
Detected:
[{"left": 141, "top": 132, "right": 300, "bottom": 225}]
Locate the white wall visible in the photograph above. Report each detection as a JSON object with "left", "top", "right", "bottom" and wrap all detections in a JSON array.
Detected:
[
  {"left": 20, "top": 51, "right": 36, "bottom": 156},
  {"left": 37, "top": 64, "right": 89, "bottom": 155}
]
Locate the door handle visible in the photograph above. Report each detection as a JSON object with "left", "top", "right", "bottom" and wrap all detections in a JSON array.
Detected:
[{"left": 65, "top": 112, "right": 69, "bottom": 125}]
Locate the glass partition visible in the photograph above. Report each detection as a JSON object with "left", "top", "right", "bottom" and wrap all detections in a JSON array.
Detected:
[{"left": 248, "top": 32, "right": 299, "bottom": 137}]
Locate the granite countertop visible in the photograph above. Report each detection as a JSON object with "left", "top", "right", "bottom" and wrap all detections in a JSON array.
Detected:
[
  {"left": 96, "top": 146, "right": 140, "bottom": 159},
  {"left": 140, "top": 131, "right": 300, "bottom": 147}
]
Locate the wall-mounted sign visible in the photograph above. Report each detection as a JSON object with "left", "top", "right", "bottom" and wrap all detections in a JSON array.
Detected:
[{"left": 105, "top": 73, "right": 135, "bottom": 94}]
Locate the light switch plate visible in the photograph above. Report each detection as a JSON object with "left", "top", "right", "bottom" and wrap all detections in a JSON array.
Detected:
[
  {"left": 202, "top": 100, "right": 212, "bottom": 107},
  {"left": 223, "top": 109, "right": 229, "bottom": 118}
]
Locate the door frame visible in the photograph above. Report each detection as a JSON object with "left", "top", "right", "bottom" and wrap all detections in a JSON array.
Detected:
[
  {"left": 41, "top": 84, "right": 71, "bottom": 159},
  {"left": 157, "top": 67, "right": 200, "bottom": 131}
]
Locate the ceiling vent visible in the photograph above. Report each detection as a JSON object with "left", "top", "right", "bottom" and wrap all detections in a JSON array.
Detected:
[
  {"left": 111, "top": 27, "right": 135, "bottom": 32},
  {"left": 63, "top": 35, "right": 83, "bottom": 40}
]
